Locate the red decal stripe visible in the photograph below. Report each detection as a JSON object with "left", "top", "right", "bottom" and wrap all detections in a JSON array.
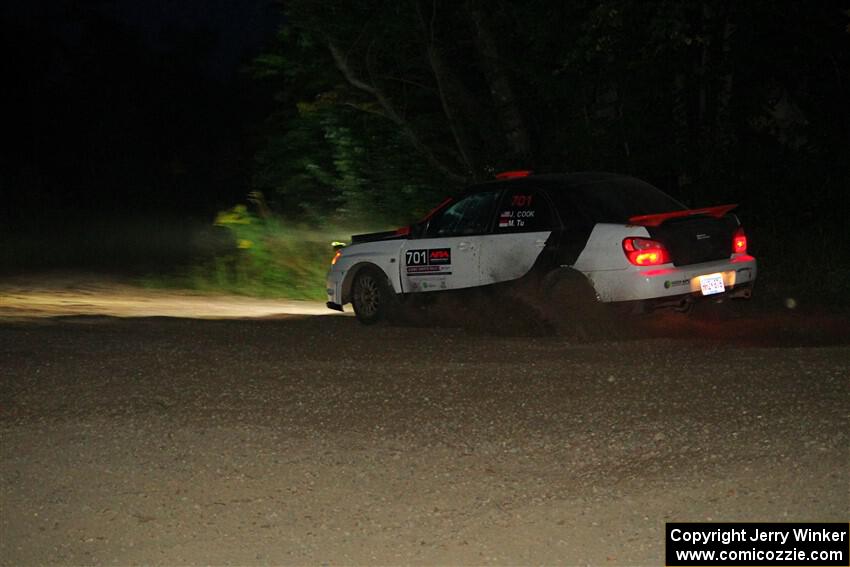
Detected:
[
  {"left": 496, "top": 170, "right": 532, "bottom": 179},
  {"left": 421, "top": 197, "right": 454, "bottom": 222}
]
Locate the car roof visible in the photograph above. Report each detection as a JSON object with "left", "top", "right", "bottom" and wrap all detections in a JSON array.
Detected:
[
  {"left": 465, "top": 172, "right": 642, "bottom": 193},
  {"left": 459, "top": 172, "right": 685, "bottom": 224}
]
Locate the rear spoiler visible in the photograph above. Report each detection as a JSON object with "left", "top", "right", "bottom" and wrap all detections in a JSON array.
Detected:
[{"left": 628, "top": 204, "right": 738, "bottom": 227}]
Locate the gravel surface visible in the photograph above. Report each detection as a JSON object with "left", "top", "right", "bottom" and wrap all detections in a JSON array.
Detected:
[{"left": 1, "top": 310, "right": 848, "bottom": 565}]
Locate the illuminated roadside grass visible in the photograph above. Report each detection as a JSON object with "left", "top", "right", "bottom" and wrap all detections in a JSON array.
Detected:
[{"left": 145, "top": 203, "right": 393, "bottom": 301}]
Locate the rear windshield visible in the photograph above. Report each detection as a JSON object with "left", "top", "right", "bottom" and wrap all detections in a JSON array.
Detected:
[{"left": 549, "top": 178, "right": 685, "bottom": 224}]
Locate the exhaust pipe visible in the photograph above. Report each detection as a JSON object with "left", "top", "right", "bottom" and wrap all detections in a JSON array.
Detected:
[
  {"left": 673, "top": 297, "right": 694, "bottom": 313},
  {"left": 729, "top": 285, "right": 753, "bottom": 300}
]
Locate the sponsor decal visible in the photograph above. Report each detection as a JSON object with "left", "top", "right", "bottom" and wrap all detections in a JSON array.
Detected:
[
  {"left": 407, "top": 265, "right": 444, "bottom": 273},
  {"left": 406, "top": 248, "right": 452, "bottom": 276},
  {"left": 428, "top": 248, "right": 451, "bottom": 265},
  {"left": 418, "top": 277, "right": 448, "bottom": 290},
  {"left": 664, "top": 278, "right": 691, "bottom": 289}
]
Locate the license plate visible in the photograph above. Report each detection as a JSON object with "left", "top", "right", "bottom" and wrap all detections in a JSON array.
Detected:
[{"left": 699, "top": 273, "right": 725, "bottom": 296}]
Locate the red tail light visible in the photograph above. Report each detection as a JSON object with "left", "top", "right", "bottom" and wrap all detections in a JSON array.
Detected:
[
  {"left": 623, "top": 237, "right": 671, "bottom": 266},
  {"left": 732, "top": 227, "right": 747, "bottom": 254}
]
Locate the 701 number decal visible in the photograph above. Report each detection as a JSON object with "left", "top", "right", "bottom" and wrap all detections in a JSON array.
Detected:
[
  {"left": 406, "top": 249, "right": 429, "bottom": 266},
  {"left": 405, "top": 248, "right": 451, "bottom": 266}
]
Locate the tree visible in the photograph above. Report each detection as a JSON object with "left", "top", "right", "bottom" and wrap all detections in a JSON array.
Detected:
[{"left": 250, "top": 0, "right": 850, "bottom": 238}]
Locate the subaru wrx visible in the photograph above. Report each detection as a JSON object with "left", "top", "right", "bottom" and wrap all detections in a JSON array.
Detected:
[{"left": 326, "top": 171, "right": 756, "bottom": 326}]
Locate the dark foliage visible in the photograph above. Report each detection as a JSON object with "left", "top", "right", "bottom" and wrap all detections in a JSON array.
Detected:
[
  {"left": 2, "top": 1, "right": 848, "bottom": 300},
  {"left": 249, "top": 0, "right": 849, "bottom": 298}
]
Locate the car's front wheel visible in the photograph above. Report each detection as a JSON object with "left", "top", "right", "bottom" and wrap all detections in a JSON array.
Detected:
[{"left": 351, "top": 266, "right": 395, "bottom": 325}]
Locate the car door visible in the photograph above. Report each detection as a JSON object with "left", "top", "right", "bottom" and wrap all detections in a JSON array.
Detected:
[
  {"left": 400, "top": 190, "right": 501, "bottom": 293},
  {"left": 478, "top": 187, "right": 557, "bottom": 285}
]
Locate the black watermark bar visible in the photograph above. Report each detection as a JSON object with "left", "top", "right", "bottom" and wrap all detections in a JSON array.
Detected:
[{"left": 666, "top": 523, "right": 849, "bottom": 566}]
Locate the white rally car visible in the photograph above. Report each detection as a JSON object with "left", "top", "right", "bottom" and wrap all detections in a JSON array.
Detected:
[{"left": 326, "top": 171, "right": 757, "bottom": 325}]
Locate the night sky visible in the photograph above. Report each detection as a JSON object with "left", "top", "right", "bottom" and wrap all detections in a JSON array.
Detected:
[
  {"left": 3, "top": 0, "right": 282, "bottom": 225},
  {"left": 109, "top": 0, "right": 279, "bottom": 79},
  {"left": 8, "top": 0, "right": 279, "bottom": 78}
]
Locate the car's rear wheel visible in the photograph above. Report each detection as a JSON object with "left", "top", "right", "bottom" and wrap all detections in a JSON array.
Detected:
[
  {"left": 351, "top": 266, "right": 397, "bottom": 325},
  {"left": 540, "top": 269, "right": 612, "bottom": 339}
]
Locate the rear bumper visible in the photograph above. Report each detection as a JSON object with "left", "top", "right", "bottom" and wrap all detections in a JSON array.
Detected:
[
  {"left": 586, "top": 254, "right": 757, "bottom": 303},
  {"left": 639, "top": 281, "right": 753, "bottom": 311}
]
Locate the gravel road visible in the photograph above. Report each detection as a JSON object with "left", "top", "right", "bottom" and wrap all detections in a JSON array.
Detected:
[{"left": 1, "top": 307, "right": 848, "bottom": 565}]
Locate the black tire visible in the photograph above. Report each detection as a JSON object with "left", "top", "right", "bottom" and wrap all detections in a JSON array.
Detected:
[
  {"left": 540, "top": 269, "right": 611, "bottom": 339},
  {"left": 351, "top": 266, "right": 397, "bottom": 325}
]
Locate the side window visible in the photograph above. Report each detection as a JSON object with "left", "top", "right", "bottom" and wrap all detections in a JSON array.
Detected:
[
  {"left": 425, "top": 191, "right": 500, "bottom": 237},
  {"left": 494, "top": 189, "right": 555, "bottom": 233},
  {"left": 547, "top": 189, "right": 594, "bottom": 230}
]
